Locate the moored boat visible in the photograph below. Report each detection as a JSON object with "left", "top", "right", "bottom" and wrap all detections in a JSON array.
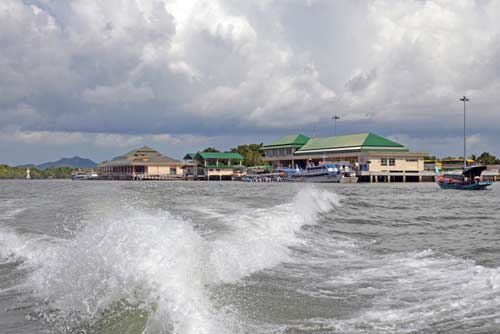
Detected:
[
  {"left": 71, "top": 171, "right": 89, "bottom": 180},
  {"left": 436, "top": 166, "right": 492, "bottom": 190},
  {"left": 337, "top": 161, "right": 358, "bottom": 183},
  {"left": 292, "top": 163, "right": 342, "bottom": 183},
  {"left": 339, "top": 175, "right": 359, "bottom": 183},
  {"left": 437, "top": 96, "right": 491, "bottom": 190},
  {"left": 71, "top": 170, "right": 98, "bottom": 180}
]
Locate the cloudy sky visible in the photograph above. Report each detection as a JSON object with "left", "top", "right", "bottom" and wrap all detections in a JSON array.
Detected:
[{"left": 1, "top": 0, "right": 500, "bottom": 165}]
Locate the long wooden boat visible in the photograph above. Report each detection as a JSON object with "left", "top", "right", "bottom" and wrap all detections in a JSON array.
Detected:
[{"left": 436, "top": 166, "right": 492, "bottom": 190}]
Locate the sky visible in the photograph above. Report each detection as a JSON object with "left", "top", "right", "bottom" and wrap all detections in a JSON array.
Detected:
[{"left": 1, "top": 0, "right": 500, "bottom": 165}]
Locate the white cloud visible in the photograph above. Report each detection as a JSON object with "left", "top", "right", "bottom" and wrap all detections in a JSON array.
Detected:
[
  {"left": 0, "top": 130, "right": 86, "bottom": 145},
  {"left": 93, "top": 134, "right": 144, "bottom": 148},
  {"left": 82, "top": 82, "right": 155, "bottom": 105},
  {"left": 388, "top": 132, "right": 499, "bottom": 157},
  {"left": 151, "top": 133, "right": 210, "bottom": 145},
  {"left": 1, "top": 0, "right": 500, "bottom": 162}
]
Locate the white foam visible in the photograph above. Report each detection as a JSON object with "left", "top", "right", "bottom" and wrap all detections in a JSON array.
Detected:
[
  {"left": 0, "top": 208, "right": 26, "bottom": 220},
  {"left": 0, "top": 225, "right": 52, "bottom": 263},
  {"left": 324, "top": 250, "right": 500, "bottom": 333},
  {"left": 1, "top": 186, "right": 340, "bottom": 334},
  {"left": 208, "top": 187, "right": 340, "bottom": 283},
  {"left": 0, "top": 198, "right": 26, "bottom": 220}
]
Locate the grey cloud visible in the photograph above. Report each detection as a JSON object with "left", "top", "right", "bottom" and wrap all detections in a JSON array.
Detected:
[
  {"left": 1, "top": 0, "right": 500, "bottom": 165},
  {"left": 346, "top": 69, "right": 377, "bottom": 92}
]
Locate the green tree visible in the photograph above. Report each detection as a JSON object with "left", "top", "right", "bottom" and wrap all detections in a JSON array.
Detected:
[
  {"left": 0, "top": 165, "right": 77, "bottom": 179},
  {"left": 202, "top": 147, "right": 220, "bottom": 153},
  {"left": 230, "top": 144, "right": 264, "bottom": 167},
  {"left": 478, "top": 152, "right": 497, "bottom": 165}
]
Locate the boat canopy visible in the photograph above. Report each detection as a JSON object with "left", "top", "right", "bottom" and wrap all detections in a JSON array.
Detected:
[{"left": 462, "top": 166, "right": 487, "bottom": 178}]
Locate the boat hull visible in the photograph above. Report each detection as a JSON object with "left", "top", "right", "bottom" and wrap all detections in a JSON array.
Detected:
[
  {"left": 437, "top": 181, "right": 492, "bottom": 190},
  {"left": 292, "top": 174, "right": 342, "bottom": 183},
  {"left": 71, "top": 176, "right": 89, "bottom": 180},
  {"left": 339, "top": 176, "right": 358, "bottom": 184}
]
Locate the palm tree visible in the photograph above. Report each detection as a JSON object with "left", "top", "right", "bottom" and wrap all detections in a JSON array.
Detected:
[{"left": 478, "top": 152, "right": 497, "bottom": 165}]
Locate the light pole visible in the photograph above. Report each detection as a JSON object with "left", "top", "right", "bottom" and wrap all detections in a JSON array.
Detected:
[
  {"left": 332, "top": 115, "right": 340, "bottom": 136},
  {"left": 460, "top": 96, "right": 469, "bottom": 169}
]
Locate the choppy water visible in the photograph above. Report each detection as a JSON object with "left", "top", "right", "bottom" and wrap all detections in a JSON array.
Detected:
[{"left": 0, "top": 180, "right": 499, "bottom": 334}]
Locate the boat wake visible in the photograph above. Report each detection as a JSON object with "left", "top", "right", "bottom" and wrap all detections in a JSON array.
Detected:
[
  {"left": 0, "top": 186, "right": 340, "bottom": 334},
  {"left": 327, "top": 249, "right": 500, "bottom": 333},
  {"left": 2, "top": 184, "right": 499, "bottom": 333}
]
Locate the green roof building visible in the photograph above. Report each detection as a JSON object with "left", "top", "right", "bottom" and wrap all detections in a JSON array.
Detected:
[
  {"left": 261, "top": 134, "right": 310, "bottom": 149},
  {"left": 261, "top": 133, "right": 428, "bottom": 182},
  {"left": 182, "top": 151, "right": 245, "bottom": 181},
  {"left": 183, "top": 153, "right": 197, "bottom": 161},
  {"left": 260, "top": 134, "right": 310, "bottom": 161},
  {"left": 194, "top": 152, "right": 244, "bottom": 161},
  {"left": 294, "top": 133, "right": 407, "bottom": 155}
]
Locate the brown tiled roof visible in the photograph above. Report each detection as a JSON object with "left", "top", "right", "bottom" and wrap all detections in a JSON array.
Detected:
[{"left": 99, "top": 146, "right": 181, "bottom": 166}]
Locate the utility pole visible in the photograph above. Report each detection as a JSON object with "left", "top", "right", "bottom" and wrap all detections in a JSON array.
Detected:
[
  {"left": 332, "top": 115, "right": 340, "bottom": 136},
  {"left": 460, "top": 96, "right": 469, "bottom": 169}
]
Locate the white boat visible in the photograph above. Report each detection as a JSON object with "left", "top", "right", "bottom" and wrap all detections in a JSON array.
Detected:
[
  {"left": 292, "top": 163, "right": 342, "bottom": 183},
  {"left": 339, "top": 175, "right": 358, "bottom": 183},
  {"left": 337, "top": 161, "right": 358, "bottom": 183},
  {"left": 71, "top": 171, "right": 89, "bottom": 180}
]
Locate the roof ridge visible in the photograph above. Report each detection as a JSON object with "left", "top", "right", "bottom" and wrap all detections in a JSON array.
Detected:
[
  {"left": 312, "top": 132, "right": 369, "bottom": 139},
  {"left": 363, "top": 133, "right": 404, "bottom": 147}
]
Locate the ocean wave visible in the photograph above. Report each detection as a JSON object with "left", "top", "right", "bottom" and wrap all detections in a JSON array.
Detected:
[
  {"left": 0, "top": 186, "right": 339, "bottom": 334},
  {"left": 296, "top": 249, "right": 500, "bottom": 333}
]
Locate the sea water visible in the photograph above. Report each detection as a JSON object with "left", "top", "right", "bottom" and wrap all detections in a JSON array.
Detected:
[{"left": 0, "top": 180, "right": 499, "bottom": 333}]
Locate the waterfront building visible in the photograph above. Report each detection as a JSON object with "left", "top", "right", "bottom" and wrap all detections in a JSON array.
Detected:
[
  {"left": 261, "top": 133, "right": 430, "bottom": 182},
  {"left": 182, "top": 153, "right": 200, "bottom": 180},
  {"left": 98, "top": 146, "right": 184, "bottom": 180},
  {"left": 424, "top": 159, "right": 441, "bottom": 171},
  {"left": 183, "top": 152, "right": 245, "bottom": 180},
  {"left": 440, "top": 158, "right": 475, "bottom": 171},
  {"left": 482, "top": 165, "right": 500, "bottom": 182},
  {"left": 260, "top": 134, "right": 310, "bottom": 167}
]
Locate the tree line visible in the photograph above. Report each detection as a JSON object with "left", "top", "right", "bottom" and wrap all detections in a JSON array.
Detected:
[
  {"left": 470, "top": 152, "right": 500, "bottom": 165},
  {"left": 202, "top": 143, "right": 264, "bottom": 167},
  {"left": 0, "top": 165, "right": 77, "bottom": 179},
  {"left": 426, "top": 152, "right": 500, "bottom": 165}
]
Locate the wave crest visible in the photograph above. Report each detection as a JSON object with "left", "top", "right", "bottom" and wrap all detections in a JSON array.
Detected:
[{"left": 1, "top": 186, "right": 339, "bottom": 334}]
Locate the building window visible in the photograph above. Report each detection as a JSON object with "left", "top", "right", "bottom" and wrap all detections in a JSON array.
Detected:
[
  {"left": 381, "top": 158, "right": 388, "bottom": 166},
  {"left": 389, "top": 158, "right": 396, "bottom": 166},
  {"left": 170, "top": 168, "right": 177, "bottom": 174}
]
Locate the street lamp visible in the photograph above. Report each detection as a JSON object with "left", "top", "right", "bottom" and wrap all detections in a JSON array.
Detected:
[
  {"left": 332, "top": 115, "right": 340, "bottom": 136},
  {"left": 460, "top": 96, "right": 469, "bottom": 169}
]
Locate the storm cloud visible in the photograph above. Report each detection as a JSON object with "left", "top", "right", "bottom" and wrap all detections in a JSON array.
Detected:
[{"left": 1, "top": 0, "right": 500, "bottom": 164}]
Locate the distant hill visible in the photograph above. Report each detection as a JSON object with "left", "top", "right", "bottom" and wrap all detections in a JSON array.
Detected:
[{"left": 18, "top": 156, "right": 97, "bottom": 170}]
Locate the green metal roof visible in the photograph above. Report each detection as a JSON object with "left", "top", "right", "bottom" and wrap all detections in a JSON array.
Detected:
[
  {"left": 295, "top": 133, "right": 405, "bottom": 153},
  {"left": 262, "top": 134, "right": 309, "bottom": 148},
  {"left": 363, "top": 133, "right": 405, "bottom": 147},
  {"left": 195, "top": 152, "right": 243, "bottom": 160},
  {"left": 204, "top": 165, "right": 244, "bottom": 169},
  {"left": 183, "top": 153, "right": 196, "bottom": 160}
]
